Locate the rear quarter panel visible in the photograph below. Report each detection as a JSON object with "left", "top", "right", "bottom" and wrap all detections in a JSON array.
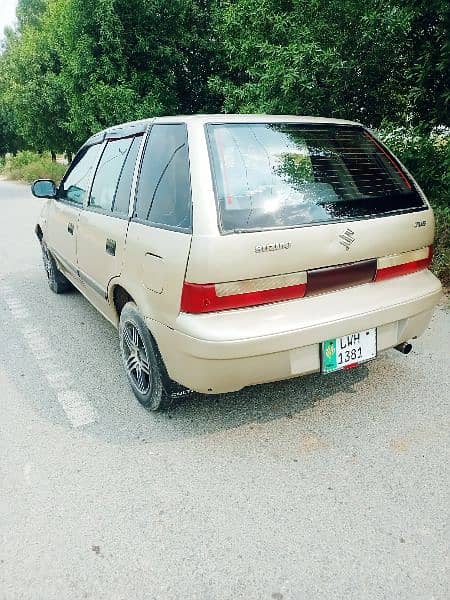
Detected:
[{"left": 117, "top": 222, "right": 192, "bottom": 327}]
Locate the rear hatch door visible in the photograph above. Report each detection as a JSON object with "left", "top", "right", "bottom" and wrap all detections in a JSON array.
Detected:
[{"left": 185, "top": 122, "right": 432, "bottom": 309}]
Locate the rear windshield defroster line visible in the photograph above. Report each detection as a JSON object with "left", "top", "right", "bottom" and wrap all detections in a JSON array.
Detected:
[{"left": 206, "top": 123, "right": 425, "bottom": 234}]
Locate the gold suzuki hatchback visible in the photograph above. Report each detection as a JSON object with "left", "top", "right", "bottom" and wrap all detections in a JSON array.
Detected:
[{"left": 32, "top": 115, "right": 442, "bottom": 410}]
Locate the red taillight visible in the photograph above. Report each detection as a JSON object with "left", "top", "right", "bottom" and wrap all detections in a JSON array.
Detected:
[
  {"left": 375, "top": 246, "right": 432, "bottom": 281},
  {"left": 181, "top": 279, "right": 307, "bottom": 314},
  {"left": 181, "top": 246, "right": 433, "bottom": 313}
]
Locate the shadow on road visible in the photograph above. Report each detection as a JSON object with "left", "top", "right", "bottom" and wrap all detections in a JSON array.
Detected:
[{"left": 166, "top": 365, "right": 368, "bottom": 423}]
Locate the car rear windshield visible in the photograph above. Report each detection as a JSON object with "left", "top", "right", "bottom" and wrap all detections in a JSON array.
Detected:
[{"left": 206, "top": 123, "right": 425, "bottom": 233}]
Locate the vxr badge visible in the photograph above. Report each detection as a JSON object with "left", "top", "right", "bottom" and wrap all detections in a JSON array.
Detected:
[{"left": 339, "top": 228, "right": 355, "bottom": 251}]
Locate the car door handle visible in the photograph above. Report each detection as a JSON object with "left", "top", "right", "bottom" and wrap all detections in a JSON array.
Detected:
[
  {"left": 105, "top": 238, "right": 116, "bottom": 256},
  {"left": 67, "top": 222, "right": 74, "bottom": 235}
]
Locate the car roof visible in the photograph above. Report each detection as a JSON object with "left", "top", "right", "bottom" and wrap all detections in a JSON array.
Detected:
[
  {"left": 83, "top": 114, "right": 363, "bottom": 147},
  {"left": 155, "top": 114, "right": 362, "bottom": 126}
]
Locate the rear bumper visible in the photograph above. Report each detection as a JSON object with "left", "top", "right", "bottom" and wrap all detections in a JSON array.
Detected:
[{"left": 148, "top": 270, "right": 442, "bottom": 394}]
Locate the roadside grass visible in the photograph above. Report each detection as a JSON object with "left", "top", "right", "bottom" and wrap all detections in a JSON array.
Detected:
[{"left": 0, "top": 151, "right": 66, "bottom": 184}]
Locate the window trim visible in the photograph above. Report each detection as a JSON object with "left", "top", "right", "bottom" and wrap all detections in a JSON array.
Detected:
[
  {"left": 127, "top": 126, "right": 151, "bottom": 219},
  {"left": 131, "top": 216, "right": 193, "bottom": 234},
  {"left": 111, "top": 135, "right": 142, "bottom": 216},
  {"left": 130, "top": 122, "right": 193, "bottom": 234},
  {"left": 82, "top": 204, "right": 130, "bottom": 221}
]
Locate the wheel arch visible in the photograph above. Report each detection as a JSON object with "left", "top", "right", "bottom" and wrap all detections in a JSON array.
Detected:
[{"left": 111, "top": 284, "right": 135, "bottom": 319}]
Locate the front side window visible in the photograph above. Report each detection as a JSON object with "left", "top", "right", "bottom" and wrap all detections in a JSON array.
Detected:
[
  {"left": 207, "top": 124, "right": 425, "bottom": 233},
  {"left": 134, "top": 124, "right": 192, "bottom": 231},
  {"left": 60, "top": 144, "right": 102, "bottom": 205},
  {"left": 89, "top": 137, "right": 134, "bottom": 212}
]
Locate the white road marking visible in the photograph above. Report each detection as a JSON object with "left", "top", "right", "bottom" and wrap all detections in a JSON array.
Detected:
[
  {"left": 9, "top": 308, "right": 31, "bottom": 319},
  {"left": 23, "top": 463, "right": 32, "bottom": 485},
  {"left": 57, "top": 391, "right": 98, "bottom": 428},
  {"left": 26, "top": 339, "right": 53, "bottom": 353},
  {"left": 39, "top": 361, "right": 66, "bottom": 375},
  {"left": 46, "top": 371, "right": 75, "bottom": 390},
  {"left": 3, "top": 298, "right": 25, "bottom": 309},
  {"left": 33, "top": 350, "right": 58, "bottom": 362},
  {"left": 22, "top": 328, "right": 43, "bottom": 340},
  {"left": 1, "top": 287, "right": 99, "bottom": 428},
  {"left": 4, "top": 297, "right": 23, "bottom": 305}
]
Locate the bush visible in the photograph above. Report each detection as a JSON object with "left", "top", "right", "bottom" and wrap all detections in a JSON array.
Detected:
[
  {"left": 378, "top": 124, "right": 450, "bottom": 287},
  {"left": 433, "top": 205, "right": 450, "bottom": 287},
  {"left": 0, "top": 151, "right": 67, "bottom": 183}
]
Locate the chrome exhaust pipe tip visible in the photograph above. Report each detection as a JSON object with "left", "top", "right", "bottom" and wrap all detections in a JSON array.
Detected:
[{"left": 395, "top": 342, "right": 412, "bottom": 355}]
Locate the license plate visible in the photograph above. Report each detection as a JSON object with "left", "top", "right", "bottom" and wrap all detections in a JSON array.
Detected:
[{"left": 321, "top": 328, "right": 377, "bottom": 373}]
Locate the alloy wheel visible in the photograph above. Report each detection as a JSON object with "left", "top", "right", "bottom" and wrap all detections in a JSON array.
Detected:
[{"left": 122, "top": 321, "right": 151, "bottom": 394}]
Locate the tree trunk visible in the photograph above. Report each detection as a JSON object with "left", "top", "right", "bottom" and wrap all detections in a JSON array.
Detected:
[
  {"left": 51, "top": 151, "right": 56, "bottom": 162},
  {"left": 66, "top": 151, "right": 73, "bottom": 163}
]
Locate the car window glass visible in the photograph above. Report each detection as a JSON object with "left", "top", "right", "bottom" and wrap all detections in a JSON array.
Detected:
[
  {"left": 112, "top": 135, "right": 143, "bottom": 215},
  {"left": 207, "top": 124, "right": 423, "bottom": 233},
  {"left": 134, "top": 124, "right": 192, "bottom": 231},
  {"left": 60, "top": 144, "right": 102, "bottom": 205},
  {"left": 89, "top": 137, "right": 133, "bottom": 212},
  {"left": 147, "top": 143, "right": 192, "bottom": 229}
]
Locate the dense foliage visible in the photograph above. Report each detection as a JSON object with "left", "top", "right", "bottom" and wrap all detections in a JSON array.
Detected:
[
  {"left": 0, "top": 0, "right": 220, "bottom": 154},
  {"left": 377, "top": 124, "right": 450, "bottom": 284},
  {"left": 1, "top": 0, "right": 448, "bottom": 153}
]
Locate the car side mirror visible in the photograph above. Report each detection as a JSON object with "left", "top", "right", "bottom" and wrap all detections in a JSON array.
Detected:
[{"left": 31, "top": 179, "right": 57, "bottom": 199}]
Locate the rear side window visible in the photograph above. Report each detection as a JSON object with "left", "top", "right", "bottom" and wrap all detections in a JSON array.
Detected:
[
  {"left": 206, "top": 124, "right": 425, "bottom": 233},
  {"left": 134, "top": 124, "right": 192, "bottom": 232},
  {"left": 60, "top": 144, "right": 102, "bottom": 205},
  {"left": 89, "top": 137, "right": 133, "bottom": 212}
]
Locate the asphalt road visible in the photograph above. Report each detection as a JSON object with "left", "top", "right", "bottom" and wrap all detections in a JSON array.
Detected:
[{"left": 0, "top": 179, "right": 449, "bottom": 600}]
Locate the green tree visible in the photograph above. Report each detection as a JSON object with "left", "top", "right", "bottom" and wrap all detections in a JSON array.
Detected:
[
  {"left": 0, "top": 29, "right": 23, "bottom": 156},
  {"left": 210, "top": 0, "right": 450, "bottom": 127},
  {"left": 1, "top": 0, "right": 221, "bottom": 153},
  {"left": 405, "top": 0, "right": 450, "bottom": 127},
  {"left": 0, "top": 100, "right": 22, "bottom": 158},
  {"left": 1, "top": 0, "right": 448, "bottom": 159},
  {"left": 0, "top": 4, "right": 75, "bottom": 155},
  {"left": 52, "top": 0, "right": 221, "bottom": 145},
  {"left": 16, "top": 0, "right": 47, "bottom": 30}
]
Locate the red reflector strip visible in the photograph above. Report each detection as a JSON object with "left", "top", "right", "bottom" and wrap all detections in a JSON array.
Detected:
[
  {"left": 181, "top": 281, "right": 307, "bottom": 313},
  {"left": 375, "top": 246, "right": 432, "bottom": 281},
  {"left": 344, "top": 363, "right": 358, "bottom": 370}
]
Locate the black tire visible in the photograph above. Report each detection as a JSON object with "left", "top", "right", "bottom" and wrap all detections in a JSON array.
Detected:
[
  {"left": 41, "top": 241, "right": 72, "bottom": 294},
  {"left": 119, "top": 302, "right": 185, "bottom": 411}
]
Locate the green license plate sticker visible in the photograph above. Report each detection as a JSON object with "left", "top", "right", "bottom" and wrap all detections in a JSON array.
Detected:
[
  {"left": 321, "top": 328, "right": 377, "bottom": 373},
  {"left": 322, "top": 339, "right": 338, "bottom": 373}
]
